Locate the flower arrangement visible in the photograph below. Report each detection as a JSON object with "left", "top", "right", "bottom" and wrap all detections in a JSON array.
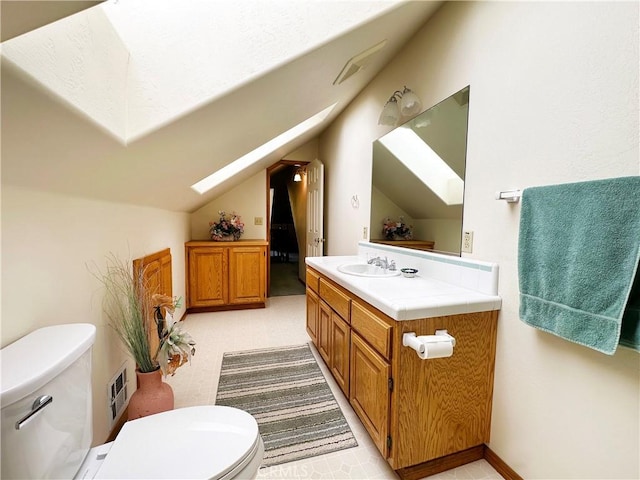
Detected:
[
  {"left": 383, "top": 216, "right": 413, "bottom": 240},
  {"left": 94, "top": 254, "right": 195, "bottom": 376},
  {"left": 209, "top": 210, "right": 244, "bottom": 241},
  {"left": 152, "top": 294, "right": 196, "bottom": 376}
]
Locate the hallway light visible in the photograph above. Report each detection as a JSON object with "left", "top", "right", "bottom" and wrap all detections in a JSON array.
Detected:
[
  {"left": 378, "top": 86, "right": 422, "bottom": 126},
  {"left": 293, "top": 166, "right": 304, "bottom": 182}
]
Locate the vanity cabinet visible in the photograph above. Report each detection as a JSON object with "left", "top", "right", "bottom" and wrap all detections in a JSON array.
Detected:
[
  {"left": 330, "top": 311, "right": 350, "bottom": 396},
  {"left": 350, "top": 331, "right": 391, "bottom": 456},
  {"left": 305, "top": 287, "right": 319, "bottom": 345},
  {"left": 305, "top": 266, "right": 499, "bottom": 476},
  {"left": 185, "top": 241, "right": 267, "bottom": 311},
  {"left": 317, "top": 300, "right": 332, "bottom": 364},
  {"left": 306, "top": 272, "right": 352, "bottom": 397}
]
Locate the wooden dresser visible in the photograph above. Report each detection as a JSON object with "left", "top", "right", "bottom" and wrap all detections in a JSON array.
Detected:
[
  {"left": 185, "top": 240, "right": 267, "bottom": 312},
  {"left": 371, "top": 239, "right": 435, "bottom": 251}
]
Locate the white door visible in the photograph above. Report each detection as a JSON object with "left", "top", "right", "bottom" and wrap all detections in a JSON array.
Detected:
[{"left": 306, "top": 158, "right": 324, "bottom": 257}]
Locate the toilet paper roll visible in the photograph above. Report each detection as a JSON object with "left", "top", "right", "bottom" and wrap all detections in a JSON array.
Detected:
[
  {"left": 416, "top": 337, "right": 453, "bottom": 359},
  {"left": 403, "top": 333, "right": 455, "bottom": 359}
]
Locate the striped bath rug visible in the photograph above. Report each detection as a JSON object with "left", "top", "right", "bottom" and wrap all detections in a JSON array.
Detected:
[{"left": 215, "top": 343, "right": 358, "bottom": 467}]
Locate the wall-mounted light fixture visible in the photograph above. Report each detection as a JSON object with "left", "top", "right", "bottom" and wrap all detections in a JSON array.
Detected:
[
  {"left": 293, "top": 165, "right": 304, "bottom": 182},
  {"left": 378, "top": 86, "right": 422, "bottom": 126}
]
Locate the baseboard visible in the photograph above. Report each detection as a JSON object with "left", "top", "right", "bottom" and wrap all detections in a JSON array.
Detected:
[
  {"left": 483, "top": 445, "right": 523, "bottom": 480},
  {"left": 396, "top": 445, "right": 485, "bottom": 480},
  {"left": 187, "top": 302, "right": 265, "bottom": 314},
  {"left": 395, "top": 444, "right": 521, "bottom": 480}
]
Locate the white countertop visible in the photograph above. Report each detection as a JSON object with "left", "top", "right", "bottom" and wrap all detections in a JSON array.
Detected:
[{"left": 306, "top": 255, "right": 502, "bottom": 321}]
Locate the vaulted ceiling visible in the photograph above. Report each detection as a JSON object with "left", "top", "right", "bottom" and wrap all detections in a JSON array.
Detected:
[{"left": 1, "top": 0, "right": 441, "bottom": 212}]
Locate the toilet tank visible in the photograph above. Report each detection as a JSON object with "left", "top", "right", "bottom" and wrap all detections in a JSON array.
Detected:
[{"left": 1, "top": 323, "right": 96, "bottom": 479}]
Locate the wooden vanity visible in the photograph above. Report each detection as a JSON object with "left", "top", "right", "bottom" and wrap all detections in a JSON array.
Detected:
[
  {"left": 185, "top": 240, "right": 267, "bottom": 312},
  {"left": 305, "top": 265, "right": 499, "bottom": 478}
]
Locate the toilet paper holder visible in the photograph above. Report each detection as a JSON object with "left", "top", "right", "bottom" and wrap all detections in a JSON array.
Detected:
[{"left": 402, "top": 330, "right": 456, "bottom": 359}]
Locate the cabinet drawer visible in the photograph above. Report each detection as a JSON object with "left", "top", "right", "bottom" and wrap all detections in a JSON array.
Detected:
[
  {"left": 319, "top": 278, "right": 351, "bottom": 322},
  {"left": 351, "top": 301, "right": 392, "bottom": 360},
  {"left": 306, "top": 268, "right": 320, "bottom": 294}
]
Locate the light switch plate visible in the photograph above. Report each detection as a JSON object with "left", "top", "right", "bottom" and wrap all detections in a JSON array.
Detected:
[{"left": 462, "top": 230, "right": 473, "bottom": 253}]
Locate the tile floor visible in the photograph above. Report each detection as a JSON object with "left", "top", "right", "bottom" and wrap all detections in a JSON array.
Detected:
[{"left": 165, "top": 295, "right": 503, "bottom": 480}]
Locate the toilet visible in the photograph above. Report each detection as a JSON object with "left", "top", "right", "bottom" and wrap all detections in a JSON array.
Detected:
[{"left": 0, "top": 323, "right": 264, "bottom": 479}]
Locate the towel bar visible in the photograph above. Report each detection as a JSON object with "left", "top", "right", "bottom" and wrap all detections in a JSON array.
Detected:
[{"left": 495, "top": 189, "right": 522, "bottom": 203}]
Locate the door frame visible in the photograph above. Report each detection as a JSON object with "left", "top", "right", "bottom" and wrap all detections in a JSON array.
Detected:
[{"left": 265, "top": 160, "right": 309, "bottom": 297}]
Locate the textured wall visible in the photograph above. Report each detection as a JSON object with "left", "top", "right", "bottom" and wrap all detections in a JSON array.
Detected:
[
  {"left": 319, "top": 2, "right": 639, "bottom": 478},
  {"left": 189, "top": 170, "right": 267, "bottom": 241},
  {"left": 1, "top": 186, "right": 191, "bottom": 444}
]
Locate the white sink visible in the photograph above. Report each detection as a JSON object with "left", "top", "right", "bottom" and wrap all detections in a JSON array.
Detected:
[{"left": 337, "top": 263, "right": 401, "bottom": 278}]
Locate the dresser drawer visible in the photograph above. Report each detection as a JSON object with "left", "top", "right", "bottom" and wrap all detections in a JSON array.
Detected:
[
  {"left": 319, "top": 278, "right": 351, "bottom": 322},
  {"left": 306, "top": 268, "right": 320, "bottom": 294},
  {"left": 351, "top": 301, "right": 392, "bottom": 360}
]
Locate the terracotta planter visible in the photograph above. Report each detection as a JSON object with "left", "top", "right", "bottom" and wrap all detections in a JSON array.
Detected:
[{"left": 128, "top": 368, "right": 174, "bottom": 420}]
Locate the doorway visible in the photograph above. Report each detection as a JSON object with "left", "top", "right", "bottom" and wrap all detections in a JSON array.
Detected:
[{"left": 267, "top": 161, "right": 308, "bottom": 297}]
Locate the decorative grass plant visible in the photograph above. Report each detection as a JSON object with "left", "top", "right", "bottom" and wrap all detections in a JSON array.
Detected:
[
  {"left": 95, "top": 254, "right": 157, "bottom": 372},
  {"left": 92, "top": 254, "right": 195, "bottom": 375}
]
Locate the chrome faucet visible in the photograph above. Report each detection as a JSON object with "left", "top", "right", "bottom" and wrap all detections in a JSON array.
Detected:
[
  {"left": 367, "top": 255, "right": 381, "bottom": 265},
  {"left": 367, "top": 255, "right": 396, "bottom": 271}
]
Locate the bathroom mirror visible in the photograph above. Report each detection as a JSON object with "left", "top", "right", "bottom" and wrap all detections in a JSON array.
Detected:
[{"left": 370, "top": 85, "right": 470, "bottom": 255}]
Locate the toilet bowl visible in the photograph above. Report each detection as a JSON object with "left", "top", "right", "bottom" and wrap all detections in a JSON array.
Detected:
[
  {"left": 76, "top": 406, "right": 264, "bottom": 480},
  {"left": 0, "top": 324, "right": 264, "bottom": 479},
  {"left": 75, "top": 406, "right": 264, "bottom": 480}
]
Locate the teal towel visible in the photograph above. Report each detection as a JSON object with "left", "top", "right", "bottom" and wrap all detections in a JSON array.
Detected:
[
  {"left": 620, "top": 274, "right": 640, "bottom": 350},
  {"left": 518, "top": 176, "right": 640, "bottom": 354}
]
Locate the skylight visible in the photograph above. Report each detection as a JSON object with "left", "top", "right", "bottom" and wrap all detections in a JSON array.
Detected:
[
  {"left": 1, "top": 1, "right": 395, "bottom": 142},
  {"left": 191, "top": 103, "right": 338, "bottom": 194},
  {"left": 378, "top": 127, "right": 464, "bottom": 206}
]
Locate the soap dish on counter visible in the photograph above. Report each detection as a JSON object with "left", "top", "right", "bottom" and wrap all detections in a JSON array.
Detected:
[{"left": 400, "top": 268, "right": 418, "bottom": 278}]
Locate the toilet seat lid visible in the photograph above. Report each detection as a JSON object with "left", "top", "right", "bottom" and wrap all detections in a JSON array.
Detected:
[{"left": 95, "top": 406, "right": 260, "bottom": 480}]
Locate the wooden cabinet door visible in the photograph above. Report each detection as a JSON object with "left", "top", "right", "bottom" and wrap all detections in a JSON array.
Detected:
[
  {"left": 229, "top": 246, "right": 266, "bottom": 305},
  {"left": 187, "top": 247, "right": 228, "bottom": 307},
  {"left": 350, "top": 332, "right": 391, "bottom": 458},
  {"left": 318, "top": 300, "right": 331, "bottom": 364},
  {"left": 306, "top": 288, "right": 319, "bottom": 346},
  {"left": 330, "top": 312, "right": 350, "bottom": 397},
  {"left": 133, "top": 249, "right": 173, "bottom": 355}
]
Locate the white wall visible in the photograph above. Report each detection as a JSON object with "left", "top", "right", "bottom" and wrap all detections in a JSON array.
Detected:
[
  {"left": 190, "top": 171, "right": 267, "bottom": 240},
  {"left": 1, "top": 185, "right": 191, "bottom": 445},
  {"left": 370, "top": 185, "right": 413, "bottom": 240},
  {"left": 412, "top": 218, "right": 461, "bottom": 254},
  {"left": 319, "top": 2, "right": 639, "bottom": 478}
]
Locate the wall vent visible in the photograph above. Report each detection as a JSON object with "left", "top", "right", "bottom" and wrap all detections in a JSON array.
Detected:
[
  {"left": 333, "top": 39, "right": 387, "bottom": 85},
  {"left": 107, "top": 364, "right": 129, "bottom": 427}
]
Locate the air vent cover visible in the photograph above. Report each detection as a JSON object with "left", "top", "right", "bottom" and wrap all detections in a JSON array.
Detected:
[{"left": 108, "top": 364, "right": 129, "bottom": 427}]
